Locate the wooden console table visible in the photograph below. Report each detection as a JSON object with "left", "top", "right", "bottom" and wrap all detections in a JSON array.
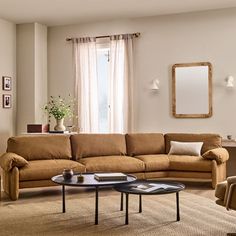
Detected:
[
  {"left": 222, "top": 139, "right": 236, "bottom": 177},
  {"left": 21, "top": 132, "right": 78, "bottom": 136},
  {"left": 222, "top": 139, "right": 236, "bottom": 148}
]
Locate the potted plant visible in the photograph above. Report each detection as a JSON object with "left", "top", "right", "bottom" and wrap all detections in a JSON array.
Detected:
[{"left": 44, "top": 95, "right": 74, "bottom": 131}]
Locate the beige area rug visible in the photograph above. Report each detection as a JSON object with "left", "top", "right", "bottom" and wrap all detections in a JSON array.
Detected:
[{"left": 0, "top": 190, "right": 236, "bottom": 236}]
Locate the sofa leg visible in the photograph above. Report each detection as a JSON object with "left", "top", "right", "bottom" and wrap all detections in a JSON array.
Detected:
[
  {"left": 9, "top": 191, "right": 19, "bottom": 201},
  {"left": 3, "top": 190, "right": 18, "bottom": 201},
  {"left": 3, "top": 167, "right": 19, "bottom": 200},
  {"left": 212, "top": 181, "right": 216, "bottom": 189},
  {"left": 9, "top": 167, "right": 19, "bottom": 200}
]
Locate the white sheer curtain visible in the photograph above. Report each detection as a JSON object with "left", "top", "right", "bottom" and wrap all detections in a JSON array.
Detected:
[
  {"left": 72, "top": 37, "right": 99, "bottom": 133},
  {"left": 108, "top": 34, "right": 134, "bottom": 133}
]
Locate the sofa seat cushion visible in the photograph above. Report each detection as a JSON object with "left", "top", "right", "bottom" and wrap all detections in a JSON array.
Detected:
[
  {"left": 79, "top": 156, "right": 145, "bottom": 173},
  {"left": 19, "top": 160, "right": 85, "bottom": 181},
  {"left": 215, "top": 180, "right": 227, "bottom": 201},
  {"left": 135, "top": 155, "right": 169, "bottom": 172},
  {"left": 168, "top": 155, "right": 212, "bottom": 172}
]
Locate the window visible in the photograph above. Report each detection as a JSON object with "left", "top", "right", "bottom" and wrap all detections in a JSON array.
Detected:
[
  {"left": 96, "top": 45, "right": 110, "bottom": 133},
  {"left": 73, "top": 35, "right": 134, "bottom": 133}
]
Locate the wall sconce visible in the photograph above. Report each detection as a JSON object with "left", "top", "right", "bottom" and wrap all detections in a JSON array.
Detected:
[
  {"left": 226, "top": 76, "right": 234, "bottom": 88},
  {"left": 150, "top": 79, "right": 160, "bottom": 91}
]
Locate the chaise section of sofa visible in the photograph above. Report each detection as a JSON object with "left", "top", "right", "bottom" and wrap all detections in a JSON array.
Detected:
[
  {"left": 126, "top": 133, "right": 228, "bottom": 188},
  {"left": 0, "top": 135, "right": 85, "bottom": 200},
  {"left": 165, "top": 133, "right": 227, "bottom": 188}
]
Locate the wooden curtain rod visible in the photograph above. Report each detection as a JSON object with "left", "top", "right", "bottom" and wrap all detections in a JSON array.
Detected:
[{"left": 66, "top": 32, "right": 140, "bottom": 41}]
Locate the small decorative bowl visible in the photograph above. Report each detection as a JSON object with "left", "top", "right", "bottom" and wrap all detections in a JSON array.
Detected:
[{"left": 62, "top": 169, "right": 74, "bottom": 180}]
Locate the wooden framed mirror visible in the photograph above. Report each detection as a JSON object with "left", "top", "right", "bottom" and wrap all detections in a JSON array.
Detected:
[{"left": 172, "top": 62, "right": 212, "bottom": 118}]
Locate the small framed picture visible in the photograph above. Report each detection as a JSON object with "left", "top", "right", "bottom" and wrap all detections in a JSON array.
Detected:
[
  {"left": 2, "top": 76, "right": 12, "bottom": 91},
  {"left": 3, "top": 94, "right": 11, "bottom": 108}
]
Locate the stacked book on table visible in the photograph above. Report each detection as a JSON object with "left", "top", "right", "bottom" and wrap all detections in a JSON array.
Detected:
[{"left": 94, "top": 173, "right": 127, "bottom": 181}]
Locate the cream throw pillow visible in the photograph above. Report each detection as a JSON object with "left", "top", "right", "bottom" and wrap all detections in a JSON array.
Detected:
[{"left": 168, "top": 141, "right": 203, "bottom": 156}]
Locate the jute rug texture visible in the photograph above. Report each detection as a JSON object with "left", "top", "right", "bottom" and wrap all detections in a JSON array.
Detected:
[{"left": 0, "top": 191, "right": 236, "bottom": 236}]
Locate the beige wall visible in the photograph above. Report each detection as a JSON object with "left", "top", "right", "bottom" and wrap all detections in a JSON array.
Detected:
[
  {"left": 35, "top": 23, "right": 48, "bottom": 124},
  {"left": 16, "top": 23, "right": 47, "bottom": 134},
  {"left": 0, "top": 18, "right": 16, "bottom": 154},
  {"left": 16, "top": 24, "right": 35, "bottom": 134},
  {"left": 47, "top": 8, "right": 236, "bottom": 138}
]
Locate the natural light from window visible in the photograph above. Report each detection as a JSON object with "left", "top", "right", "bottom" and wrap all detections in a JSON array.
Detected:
[{"left": 96, "top": 46, "right": 110, "bottom": 133}]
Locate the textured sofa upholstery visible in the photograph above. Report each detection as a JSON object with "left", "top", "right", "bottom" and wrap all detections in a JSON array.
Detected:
[
  {"left": 164, "top": 133, "right": 222, "bottom": 154},
  {"left": 215, "top": 176, "right": 236, "bottom": 210},
  {"left": 0, "top": 133, "right": 229, "bottom": 200},
  {"left": 71, "top": 134, "right": 127, "bottom": 159},
  {"left": 19, "top": 160, "right": 85, "bottom": 181},
  {"left": 80, "top": 156, "right": 145, "bottom": 173},
  {"left": 126, "top": 133, "right": 227, "bottom": 189},
  {"left": 7, "top": 135, "right": 72, "bottom": 160}
]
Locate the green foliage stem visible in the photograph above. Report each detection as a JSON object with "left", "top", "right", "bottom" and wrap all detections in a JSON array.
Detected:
[{"left": 44, "top": 95, "right": 75, "bottom": 121}]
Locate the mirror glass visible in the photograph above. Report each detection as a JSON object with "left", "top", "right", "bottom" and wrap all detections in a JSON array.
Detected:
[{"left": 172, "top": 62, "right": 212, "bottom": 118}]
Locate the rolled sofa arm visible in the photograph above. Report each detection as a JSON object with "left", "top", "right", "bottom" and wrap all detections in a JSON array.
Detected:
[
  {"left": 202, "top": 148, "right": 229, "bottom": 164},
  {"left": 0, "top": 152, "right": 28, "bottom": 171}
]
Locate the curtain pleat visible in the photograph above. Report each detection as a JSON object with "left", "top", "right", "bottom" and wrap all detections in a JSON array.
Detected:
[
  {"left": 108, "top": 34, "right": 134, "bottom": 133},
  {"left": 73, "top": 37, "right": 99, "bottom": 133}
]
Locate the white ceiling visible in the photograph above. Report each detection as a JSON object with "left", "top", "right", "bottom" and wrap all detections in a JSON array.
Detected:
[{"left": 1, "top": 0, "right": 236, "bottom": 26}]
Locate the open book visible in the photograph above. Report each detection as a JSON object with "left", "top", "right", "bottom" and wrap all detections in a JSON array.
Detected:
[{"left": 132, "top": 183, "right": 180, "bottom": 192}]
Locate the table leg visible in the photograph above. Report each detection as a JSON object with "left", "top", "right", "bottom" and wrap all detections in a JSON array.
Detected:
[
  {"left": 95, "top": 186, "right": 99, "bottom": 225},
  {"left": 120, "top": 192, "right": 124, "bottom": 211},
  {"left": 139, "top": 194, "right": 142, "bottom": 213},
  {"left": 125, "top": 193, "right": 129, "bottom": 225},
  {"left": 176, "top": 191, "right": 180, "bottom": 221},
  {"left": 62, "top": 185, "right": 65, "bottom": 213}
]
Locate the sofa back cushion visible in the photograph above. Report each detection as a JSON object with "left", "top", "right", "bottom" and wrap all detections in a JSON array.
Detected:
[
  {"left": 126, "top": 133, "right": 165, "bottom": 156},
  {"left": 165, "top": 133, "right": 221, "bottom": 155},
  {"left": 71, "top": 134, "right": 127, "bottom": 160},
  {"left": 7, "top": 135, "right": 72, "bottom": 161}
]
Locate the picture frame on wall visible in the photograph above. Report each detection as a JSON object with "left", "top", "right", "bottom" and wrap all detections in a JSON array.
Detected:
[
  {"left": 2, "top": 76, "right": 12, "bottom": 91},
  {"left": 3, "top": 94, "right": 11, "bottom": 108}
]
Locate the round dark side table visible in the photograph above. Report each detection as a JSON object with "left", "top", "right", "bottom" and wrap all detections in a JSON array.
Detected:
[{"left": 114, "top": 180, "right": 185, "bottom": 224}]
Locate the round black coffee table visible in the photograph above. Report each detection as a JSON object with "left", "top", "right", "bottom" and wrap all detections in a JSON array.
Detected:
[
  {"left": 51, "top": 173, "right": 136, "bottom": 225},
  {"left": 114, "top": 180, "right": 185, "bottom": 224}
]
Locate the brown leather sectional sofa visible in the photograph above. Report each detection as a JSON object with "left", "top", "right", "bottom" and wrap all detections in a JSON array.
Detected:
[{"left": 0, "top": 133, "right": 229, "bottom": 200}]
